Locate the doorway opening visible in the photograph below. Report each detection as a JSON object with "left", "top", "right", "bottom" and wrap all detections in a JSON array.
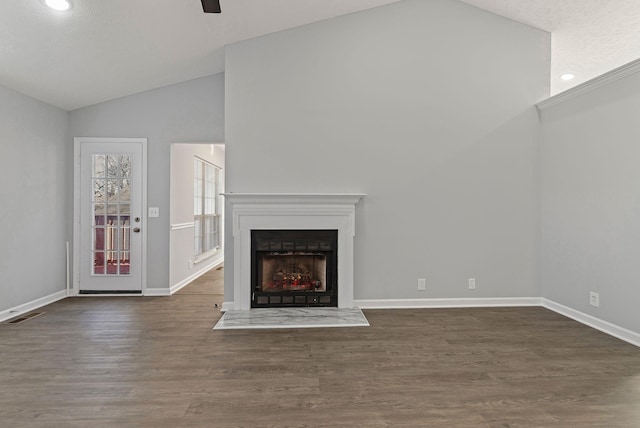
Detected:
[{"left": 169, "top": 143, "right": 225, "bottom": 295}]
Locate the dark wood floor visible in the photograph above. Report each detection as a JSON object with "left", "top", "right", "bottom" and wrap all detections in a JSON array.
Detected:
[{"left": 2, "top": 267, "right": 640, "bottom": 427}]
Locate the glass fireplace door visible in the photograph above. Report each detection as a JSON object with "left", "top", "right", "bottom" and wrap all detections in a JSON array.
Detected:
[{"left": 251, "top": 230, "right": 338, "bottom": 307}]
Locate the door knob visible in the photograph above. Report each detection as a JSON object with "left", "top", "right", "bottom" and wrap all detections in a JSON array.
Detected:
[{"left": 133, "top": 227, "right": 141, "bottom": 233}]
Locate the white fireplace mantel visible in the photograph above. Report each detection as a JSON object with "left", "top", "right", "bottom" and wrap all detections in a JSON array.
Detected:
[{"left": 222, "top": 193, "right": 366, "bottom": 310}]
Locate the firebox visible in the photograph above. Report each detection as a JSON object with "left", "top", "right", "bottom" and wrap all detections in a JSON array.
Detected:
[{"left": 251, "top": 230, "right": 338, "bottom": 308}]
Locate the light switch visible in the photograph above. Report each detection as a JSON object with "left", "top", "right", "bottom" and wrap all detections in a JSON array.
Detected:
[{"left": 148, "top": 207, "right": 160, "bottom": 218}]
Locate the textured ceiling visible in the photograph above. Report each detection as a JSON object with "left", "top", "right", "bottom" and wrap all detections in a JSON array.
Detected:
[{"left": 1, "top": 0, "right": 639, "bottom": 110}]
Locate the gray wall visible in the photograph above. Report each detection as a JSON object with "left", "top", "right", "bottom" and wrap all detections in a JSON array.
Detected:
[
  {"left": 540, "top": 72, "right": 640, "bottom": 333},
  {"left": 224, "top": 0, "right": 550, "bottom": 302},
  {"left": 0, "top": 84, "right": 69, "bottom": 313},
  {"left": 70, "top": 74, "right": 225, "bottom": 289}
]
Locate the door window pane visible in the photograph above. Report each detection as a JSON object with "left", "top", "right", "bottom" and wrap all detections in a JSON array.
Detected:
[
  {"left": 94, "top": 228, "right": 105, "bottom": 251},
  {"left": 120, "top": 179, "right": 131, "bottom": 201},
  {"left": 93, "top": 251, "right": 105, "bottom": 275},
  {"left": 107, "top": 155, "right": 119, "bottom": 178},
  {"left": 107, "top": 204, "right": 118, "bottom": 216},
  {"left": 93, "top": 179, "right": 105, "bottom": 202},
  {"left": 107, "top": 179, "right": 119, "bottom": 201},
  {"left": 119, "top": 155, "right": 131, "bottom": 178},
  {"left": 94, "top": 155, "right": 106, "bottom": 178},
  {"left": 94, "top": 204, "right": 105, "bottom": 226}
]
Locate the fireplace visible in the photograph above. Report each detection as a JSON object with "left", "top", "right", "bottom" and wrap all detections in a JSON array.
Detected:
[
  {"left": 222, "top": 193, "right": 365, "bottom": 311},
  {"left": 252, "top": 230, "right": 338, "bottom": 308}
]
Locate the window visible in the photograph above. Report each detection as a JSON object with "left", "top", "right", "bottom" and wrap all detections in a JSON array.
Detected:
[{"left": 194, "top": 158, "right": 220, "bottom": 259}]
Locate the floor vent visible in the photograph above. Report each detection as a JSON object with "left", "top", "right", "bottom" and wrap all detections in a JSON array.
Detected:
[{"left": 8, "top": 312, "right": 45, "bottom": 324}]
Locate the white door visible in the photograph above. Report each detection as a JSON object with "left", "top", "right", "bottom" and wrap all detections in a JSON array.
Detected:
[{"left": 76, "top": 139, "right": 146, "bottom": 294}]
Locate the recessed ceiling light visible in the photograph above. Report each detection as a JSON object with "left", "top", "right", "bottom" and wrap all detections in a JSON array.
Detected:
[
  {"left": 560, "top": 73, "right": 575, "bottom": 81},
  {"left": 45, "top": 0, "right": 72, "bottom": 11}
]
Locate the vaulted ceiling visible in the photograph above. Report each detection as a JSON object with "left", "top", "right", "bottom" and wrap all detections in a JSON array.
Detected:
[{"left": 1, "top": 0, "right": 639, "bottom": 111}]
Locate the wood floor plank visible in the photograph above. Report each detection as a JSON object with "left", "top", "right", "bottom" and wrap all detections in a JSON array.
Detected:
[{"left": 2, "top": 268, "right": 640, "bottom": 427}]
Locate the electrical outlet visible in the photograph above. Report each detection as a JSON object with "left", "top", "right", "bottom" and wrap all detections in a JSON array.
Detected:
[
  {"left": 418, "top": 278, "right": 426, "bottom": 291},
  {"left": 590, "top": 291, "right": 599, "bottom": 307},
  {"left": 468, "top": 278, "right": 476, "bottom": 290},
  {"left": 148, "top": 207, "right": 160, "bottom": 218},
  {"left": 188, "top": 259, "right": 194, "bottom": 269}
]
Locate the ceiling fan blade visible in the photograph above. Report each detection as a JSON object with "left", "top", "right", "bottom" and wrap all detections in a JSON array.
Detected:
[{"left": 201, "top": 0, "right": 221, "bottom": 13}]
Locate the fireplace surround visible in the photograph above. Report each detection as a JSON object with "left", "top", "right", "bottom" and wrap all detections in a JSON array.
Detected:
[{"left": 222, "top": 193, "right": 365, "bottom": 311}]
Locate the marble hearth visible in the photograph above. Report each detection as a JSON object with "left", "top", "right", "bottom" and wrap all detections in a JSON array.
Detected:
[
  {"left": 222, "top": 193, "right": 365, "bottom": 311},
  {"left": 214, "top": 308, "right": 370, "bottom": 330}
]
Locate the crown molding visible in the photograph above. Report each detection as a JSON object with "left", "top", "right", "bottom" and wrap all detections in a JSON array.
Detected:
[{"left": 537, "top": 58, "right": 640, "bottom": 111}]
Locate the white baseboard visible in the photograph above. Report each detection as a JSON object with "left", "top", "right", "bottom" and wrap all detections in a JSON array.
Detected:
[
  {"left": 170, "top": 259, "right": 224, "bottom": 295},
  {"left": 354, "top": 297, "right": 639, "bottom": 348},
  {"left": 0, "top": 289, "right": 68, "bottom": 323},
  {"left": 145, "top": 288, "right": 171, "bottom": 296},
  {"left": 542, "top": 299, "right": 640, "bottom": 348},
  {"left": 354, "top": 297, "right": 543, "bottom": 309},
  {"left": 220, "top": 298, "right": 542, "bottom": 312}
]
